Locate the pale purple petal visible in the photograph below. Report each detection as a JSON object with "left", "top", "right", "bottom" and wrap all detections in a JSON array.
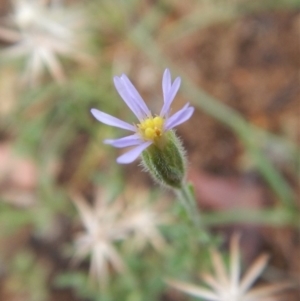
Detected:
[
  {"left": 162, "top": 69, "right": 171, "bottom": 103},
  {"left": 120, "top": 75, "right": 151, "bottom": 118},
  {"left": 160, "top": 77, "right": 181, "bottom": 117},
  {"left": 168, "top": 77, "right": 181, "bottom": 104},
  {"left": 165, "top": 104, "right": 194, "bottom": 130},
  {"left": 116, "top": 141, "right": 152, "bottom": 164},
  {"left": 104, "top": 134, "right": 143, "bottom": 148},
  {"left": 113, "top": 76, "right": 145, "bottom": 120},
  {"left": 91, "top": 108, "right": 135, "bottom": 131}
]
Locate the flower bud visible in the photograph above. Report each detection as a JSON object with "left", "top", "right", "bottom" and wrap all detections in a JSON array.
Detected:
[{"left": 141, "top": 130, "right": 186, "bottom": 189}]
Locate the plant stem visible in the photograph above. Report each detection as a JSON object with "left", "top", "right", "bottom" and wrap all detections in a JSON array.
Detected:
[
  {"left": 177, "top": 183, "right": 200, "bottom": 227},
  {"left": 176, "top": 182, "right": 211, "bottom": 244}
]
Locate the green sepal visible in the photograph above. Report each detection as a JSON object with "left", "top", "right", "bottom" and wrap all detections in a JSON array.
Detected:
[{"left": 141, "top": 130, "right": 186, "bottom": 189}]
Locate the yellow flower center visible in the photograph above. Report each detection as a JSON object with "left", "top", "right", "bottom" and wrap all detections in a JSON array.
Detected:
[{"left": 138, "top": 116, "right": 164, "bottom": 141}]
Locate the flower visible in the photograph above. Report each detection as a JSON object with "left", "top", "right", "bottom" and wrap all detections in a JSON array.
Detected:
[
  {"left": 119, "top": 197, "right": 169, "bottom": 252},
  {"left": 72, "top": 193, "right": 126, "bottom": 286},
  {"left": 72, "top": 189, "right": 167, "bottom": 285},
  {"left": 91, "top": 69, "right": 194, "bottom": 164},
  {"left": 0, "top": 0, "right": 89, "bottom": 85},
  {"left": 167, "top": 234, "right": 291, "bottom": 301}
]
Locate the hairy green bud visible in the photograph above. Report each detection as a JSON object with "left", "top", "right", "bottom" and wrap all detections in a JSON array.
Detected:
[{"left": 141, "top": 130, "right": 186, "bottom": 189}]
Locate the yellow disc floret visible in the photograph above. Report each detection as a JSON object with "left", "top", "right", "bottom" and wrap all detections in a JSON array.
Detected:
[{"left": 138, "top": 116, "right": 164, "bottom": 141}]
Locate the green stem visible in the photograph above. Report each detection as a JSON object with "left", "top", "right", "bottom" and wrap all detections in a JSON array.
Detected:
[
  {"left": 177, "top": 183, "right": 201, "bottom": 228},
  {"left": 176, "top": 182, "right": 211, "bottom": 244}
]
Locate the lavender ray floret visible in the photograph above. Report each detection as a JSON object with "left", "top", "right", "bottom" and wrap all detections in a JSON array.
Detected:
[
  {"left": 120, "top": 74, "right": 151, "bottom": 118},
  {"left": 116, "top": 141, "right": 152, "bottom": 164},
  {"left": 168, "top": 77, "right": 181, "bottom": 104},
  {"left": 104, "top": 134, "right": 143, "bottom": 148},
  {"left": 113, "top": 76, "right": 145, "bottom": 121},
  {"left": 165, "top": 104, "right": 194, "bottom": 130},
  {"left": 90, "top": 108, "right": 135, "bottom": 131},
  {"left": 160, "top": 77, "right": 181, "bottom": 117},
  {"left": 162, "top": 68, "right": 171, "bottom": 103}
]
